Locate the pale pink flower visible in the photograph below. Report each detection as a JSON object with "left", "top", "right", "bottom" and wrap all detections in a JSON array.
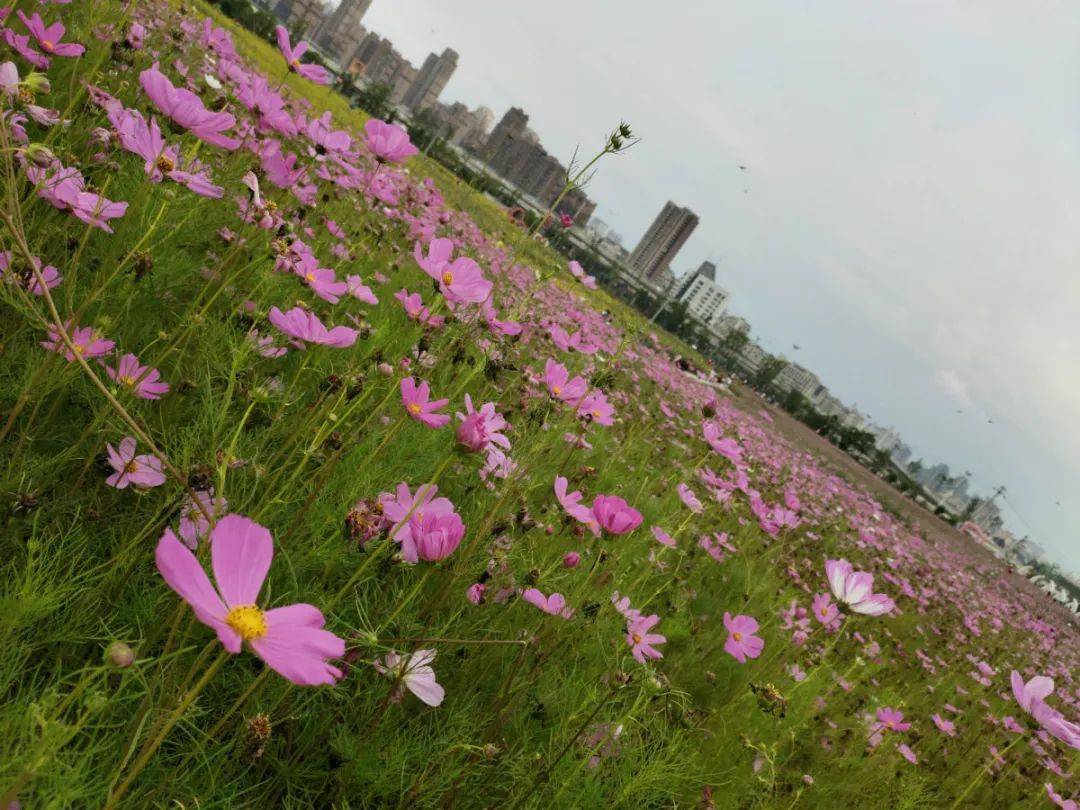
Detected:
[
  {"left": 626, "top": 614, "right": 665, "bottom": 663},
  {"left": 105, "top": 436, "right": 165, "bottom": 489},
  {"left": 825, "top": 559, "right": 895, "bottom": 616},
  {"left": 723, "top": 612, "right": 764, "bottom": 663},
  {"left": 105, "top": 353, "right": 169, "bottom": 399},
  {"left": 401, "top": 377, "right": 450, "bottom": 428},
  {"left": 374, "top": 649, "right": 444, "bottom": 706}
]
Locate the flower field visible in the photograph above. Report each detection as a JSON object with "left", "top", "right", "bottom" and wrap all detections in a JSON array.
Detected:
[{"left": 0, "top": 1, "right": 1077, "bottom": 807}]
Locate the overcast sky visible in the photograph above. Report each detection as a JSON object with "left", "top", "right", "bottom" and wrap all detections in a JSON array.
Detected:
[{"left": 361, "top": 0, "right": 1080, "bottom": 570}]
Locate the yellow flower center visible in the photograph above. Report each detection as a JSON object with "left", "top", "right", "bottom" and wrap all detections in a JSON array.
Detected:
[
  {"left": 119, "top": 374, "right": 137, "bottom": 387},
  {"left": 592, "top": 410, "right": 602, "bottom": 418},
  {"left": 408, "top": 403, "right": 422, "bottom": 414},
  {"left": 156, "top": 154, "right": 176, "bottom": 173},
  {"left": 733, "top": 631, "right": 743, "bottom": 642},
  {"left": 42, "top": 40, "right": 55, "bottom": 52},
  {"left": 441, "top": 271, "right": 454, "bottom": 286},
  {"left": 226, "top": 604, "right": 268, "bottom": 640},
  {"left": 124, "top": 460, "right": 140, "bottom": 474},
  {"left": 290, "top": 59, "right": 300, "bottom": 68},
  {"left": 73, "top": 344, "right": 85, "bottom": 355},
  {"left": 632, "top": 633, "right": 643, "bottom": 644},
  {"left": 305, "top": 272, "right": 316, "bottom": 281},
  {"left": 552, "top": 385, "right": 562, "bottom": 395}
]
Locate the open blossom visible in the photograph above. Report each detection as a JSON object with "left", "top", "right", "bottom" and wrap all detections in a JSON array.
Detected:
[
  {"left": 554, "top": 476, "right": 598, "bottom": 533},
  {"left": 577, "top": 390, "right": 615, "bottom": 426},
  {"left": 812, "top": 593, "right": 840, "bottom": 627},
  {"left": 268, "top": 306, "right": 358, "bottom": 349},
  {"left": 896, "top": 743, "right": 918, "bottom": 765},
  {"left": 105, "top": 437, "right": 166, "bottom": 490},
  {"left": 626, "top": 614, "right": 665, "bottom": 663},
  {"left": 177, "top": 489, "right": 227, "bottom": 549},
  {"left": 875, "top": 707, "right": 911, "bottom": 733},
  {"left": 723, "top": 612, "right": 764, "bottom": 663},
  {"left": 25, "top": 159, "right": 128, "bottom": 232},
  {"left": 374, "top": 649, "right": 444, "bottom": 706},
  {"left": 156, "top": 515, "right": 344, "bottom": 685},
  {"left": 365, "top": 118, "right": 418, "bottom": 163},
  {"left": 395, "top": 288, "right": 441, "bottom": 326},
  {"left": 105, "top": 353, "right": 170, "bottom": 399},
  {"left": 543, "top": 358, "right": 587, "bottom": 405},
  {"left": 466, "top": 583, "right": 485, "bottom": 604},
  {"left": 677, "top": 483, "right": 703, "bottom": 513},
  {"left": 275, "top": 26, "right": 329, "bottom": 84},
  {"left": 1011, "top": 671, "right": 1080, "bottom": 750},
  {"left": 346, "top": 275, "right": 378, "bottom": 305},
  {"left": 651, "top": 526, "right": 676, "bottom": 548},
  {"left": 522, "top": 588, "right": 574, "bottom": 619},
  {"left": 42, "top": 321, "right": 113, "bottom": 362},
  {"left": 703, "top": 422, "right": 744, "bottom": 465},
  {"left": 17, "top": 12, "right": 85, "bottom": 58},
  {"left": 139, "top": 64, "right": 239, "bottom": 150},
  {"left": 401, "top": 377, "right": 450, "bottom": 428},
  {"left": 0, "top": 250, "right": 61, "bottom": 296},
  {"left": 379, "top": 482, "right": 463, "bottom": 563},
  {"left": 931, "top": 713, "right": 957, "bottom": 737},
  {"left": 110, "top": 107, "right": 223, "bottom": 197},
  {"left": 825, "top": 559, "right": 895, "bottom": 616},
  {"left": 435, "top": 256, "right": 493, "bottom": 305},
  {"left": 456, "top": 394, "right": 510, "bottom": 453},
  {"left": 591, "top": 494, "right": 643, "bottom": 536}
]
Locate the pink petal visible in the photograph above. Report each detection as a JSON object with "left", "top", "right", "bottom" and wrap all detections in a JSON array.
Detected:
[{"left": 211, "top": 514, "right": 273, "bottom": 607}]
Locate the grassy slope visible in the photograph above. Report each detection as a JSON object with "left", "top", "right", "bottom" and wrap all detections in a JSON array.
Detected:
[{"left": 0, "top": 2, "right": 1073, "bottom": 809}]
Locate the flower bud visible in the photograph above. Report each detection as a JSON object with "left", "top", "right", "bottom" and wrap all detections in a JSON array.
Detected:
[
  {"left": 24, "top": 71, "right": 51, "bottom": 94},
  {"left": 563, "top": 551, "right": 581, "bottom": 568},
  {"left": 104, "top": 641, "right": 135, "bottom": 668},
  {"left": 23, "top": 143, "right": 55, "bottom": 167}
]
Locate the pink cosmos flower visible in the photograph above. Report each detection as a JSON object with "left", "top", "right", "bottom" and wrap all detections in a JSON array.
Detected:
[
  {"left": 703, "top": 422, "right": 744, "bottom": 465},
  {"left": 346, "top": 275, "right": 378, "bottom": 305},
  {"left": 1045, "top": 783, "right": 1077, "bottom": 810},
  {"left": 401, "top": 377, "right": 450, "bottom": 428},
  {"left": 408, "top": 510, "right": 465, "bottom": 562},
  {"left": 554, "top": 475, "right": 598, "bottom": 533},
  {"left": 365, "top": 118, "right": 418, "bottom": 163},
  {"left": 414, "top": 237, "right": 454, "bottom": 279},
  {"left": 435, "top": 256, "right": 492, "bottom": 305},
  {"left": 651, "top": 526, "right": 676, "bottom": 548},
  {"left": 931, "top": 713, "right": 957, "bottom": 737},
  {"left": 812, "top": 593, "right": 840, "bottom": 626},
  {"left": 395, "top": 288, "right": 441, "bottom": 325},
  {"left": 626, "top": 614, "right": 666, "bottom": 663},
  {"left": 105, "top": 353, "right": 170, "bottom": 399},
  {"left": 105, "top": 437, "right": 166, "bottom": 489},
  {"left": 455, "top": 394, "right": 510, "bottom": 452},
  {"left": 875, "top": 707, "right": 911, "bottom": 733},
  {"left": 275, "top": 26, "right": 329, "bottom": 84},
  {"left": 563, "top": 551, "right": 581, "bottom": 568},
  {"left": 677, "top": 483, "right": 703, "bottom": 513},
  {"left": 896, "top": 743, "right": 918, "bottom": 764},
  {"left": 1011, "top": 671, "right": 1080, "bottom": 750},
  {"left": 41, "top": 321, "right": 113, "bottom": 362},
  {"left": 543, "top": 358, "right": 587, "bottom": 405},
  {"left": 522, "top": 588, "right": 574, "bottom": 619},
  {"left": 0, "top": 250, "right": 61, "bottom": 295},
  {"left": 591, "top": 495, "right": 643, "bottom": 536},
  {"left": 139, "top": 64, "right": 240, "bottom": 150},
  {"left": 373, "top": 649, "right": 444, "bottom": 706},
  {"left": 466, "top": 583, "right": 486, "bottom": 604},
  {"left": 723, "top": 612, "right": 764, "bottom": 663},
  {"left": 17, "top": 12, "right": 84, "bottom": 57},
  {"left": 825, "top": 559, "right": 895, "bottom": 616},
  {"left": 110, "top": 108, "right": 223, "bottom": 197},
  {"left": 4, "top": 29, "right": 51, "bottom": 69},
  {"left": 25, "top": 160, "right": 128, "bottom": 232},
  {"left": 577, "top": 390, "right": 615, "bottom": 426},
  {"left": 268, "top": 306, "right": 358, "bottom": 349},
  {"left": 156, "top": 515, "right": 344, "bottom": 685},
  {"left": 177, "top": 489, "right": 226, "bottom": 549}
]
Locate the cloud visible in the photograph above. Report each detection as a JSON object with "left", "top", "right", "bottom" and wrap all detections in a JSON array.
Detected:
[{"left": 934, "top": 369, "right": 973, "bottom": 407}]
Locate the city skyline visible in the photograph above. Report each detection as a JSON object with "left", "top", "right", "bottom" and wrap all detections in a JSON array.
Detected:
[{"left": 360, "top": 0, "right": 1080, "bottom": 571}]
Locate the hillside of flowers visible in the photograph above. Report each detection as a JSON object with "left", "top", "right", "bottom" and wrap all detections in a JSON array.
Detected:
[{"left": 0, "top": 1, "right": 1076, "bottom": 807}]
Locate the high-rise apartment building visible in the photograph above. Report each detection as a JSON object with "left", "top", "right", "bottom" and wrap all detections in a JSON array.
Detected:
[
  {"left": 273, "top": 0, "right": 327, "bottom": 39},
  {"left": 675, "top": 261, "right": 728, "bottom": 327},
  {"left": 313, "top": 0, "right": 372, "bottom": 66},
  {"left": 402, "top": 48, "right": 458, "bottom": 111},
  {"left": 629, "top": 202, "right": 699, "bottom": 281}
]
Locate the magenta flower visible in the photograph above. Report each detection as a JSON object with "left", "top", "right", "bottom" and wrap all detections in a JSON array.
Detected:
[
  {"left": 41, "top": 321, "right": 113, "bottom": 362},
  {"left": 373, "top": 649, "right": 444, "bottom": 706},
  {"left": 346, "top": 275, "right": 378, "bottom": 305},
  {"left": 4, "top": 30, "right": 51, "bottom": 69},
  {"left": 401, "top": 377, "right": 450, "bottom": 428},
  {"left": 703, "top": 422, "right": 744, "bottom": 465},
  {"left": 156, "top": 515, "right": 344, "bottom": 685},
  {"left": 824, "top": 559, "right": 895, "bottom": 616},
  {"left": 651, "top": 526, "right": 676, "bottom": 548},
  {"left": 896, "top": 743, "right": 918, "bottom": 765},
  {"left": 466, "top": 583, "right": 486, "bottom": 604},
  {"left": 576, "top": 390, "right": 615, "bottom": 426},
  {"left": 677, "top": 483, "right": 703, "bottom": 513},
  {"left": 268, "top": 306, "right": 358, "bottom": 349},
  {"left": 554, "top": 475, "right": 599, "bottom": 533},
  {"left": 414, "top": 237, "right": 454, "bottom": 280},
  {"left": 275, "top": 26, "right": 330, "bottom": 84},
  {"left": 435, "top": 256, "right": 492, "bottom": 305},
  {"left": 563, "top": 551, "right": 581, "bottom": 568},
  {"left": 177, "top": 488, "right": 227, "bottom": 549},
  {"left": 1011, "top": 671, "right": 1080, "bottom": 750},
  {"left": 17, "top": 12, "right": 84, "bottom": 58},
  {"left": 105, "top": 353, "right": 170, "bottom": 399},
  {"left": 522, "top": 588, "right": 573, "bottom": 619},
  {"left": 110, "top": 108, "right": 223, "bottom": 197},
  {"left": 591, "top": 495, "right": 643, "bottom": 536},
  {"left": 931, "top": 713, "right": 957, "bottom": 737},
  {"left": 139, "top": 64, "right": 240, "bottom": 150},
  {"left": 105, "top": 437, "right": 166, "bottom": 490},
  {"left": 543, "top": 359, "right": 587, "bottom": 405},
  {"left": 410, "top": 510, "right": 465, "bottom": 561},
  {"left": 875, "top": 707, "right": 911, "bottom": 733},
  {"left": 455, "top": 394, "right": 510, "bottom": 453},
  {"left": 365, "top": 118, "right": 418, "bottom": 164},
  {"left": 0, "top": 250, "right": 61, "bottom": 296},
  {"left": 25, "top": 160, "right": 128, "bottom": 232},
  {"left": 812, "top": 593, "right": 840, "bottom": 626},
  {"left": 626, "top": 614, "right": 666, "bottom": 663},
  {"left": 723, "top": 612, "right": 764, "bottom": 663}
]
